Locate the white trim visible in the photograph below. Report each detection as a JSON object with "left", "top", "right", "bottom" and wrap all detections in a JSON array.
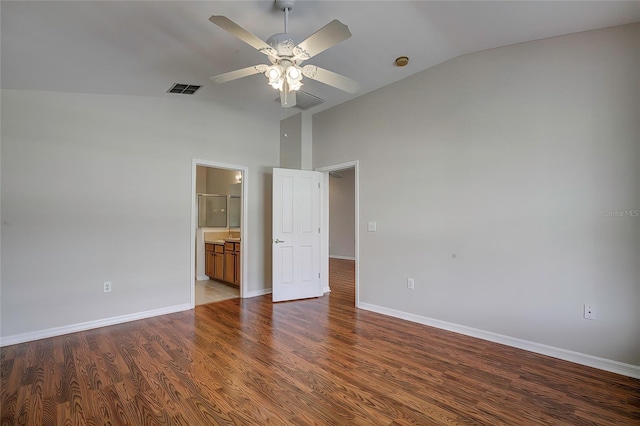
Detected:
[
  {"left": 0, "top": 304, "right": 191, "bottom": 347},
  {"left": 323, "top": 286, "right": 331, "bottom": 294},
  {"left": 329, "top": 255, "right": 356, "bottom": 261},
  {"left": 244, "top": 288, "right": 272, "bottom": 298},
  {"left": 190, "top": 159, "right": 249, "bottom": 306},
  {"left": 196, "top": 274, "right": 209, "bottom": 281},
  {"left": 358, "top": 302, "right": 640, "bottom": 379},
  {"left": 316, "top": 160, "right": 360, "bottom": 308}
]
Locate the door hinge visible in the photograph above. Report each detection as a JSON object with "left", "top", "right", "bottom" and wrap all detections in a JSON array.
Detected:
[
  {"left": 318, "top": 273, "right": 320, "bottom": 278},
  {"left": 318, "top": 182, "right": 320, "bottom": 189},
  {"left": 318, "top": 227, "right": 320, "bottom": 233}
]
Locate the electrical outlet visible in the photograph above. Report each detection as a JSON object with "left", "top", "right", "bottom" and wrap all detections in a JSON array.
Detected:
[
  {"left": 583, "top": 304, "right": 595, "bottom": 320},
  {"left": 104, "top": 281, "right": 112, "bottom": 293},
  {"left": 407, "top": 278, "right": 415, "bottom": 290}
]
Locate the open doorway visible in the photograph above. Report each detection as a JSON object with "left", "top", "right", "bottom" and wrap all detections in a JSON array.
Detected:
[
  {"left": 317, "top": 161, "right": 359, "bottom": 307},
  {"left": 190, "top": 160, "right": 248, "bottom": 307}
]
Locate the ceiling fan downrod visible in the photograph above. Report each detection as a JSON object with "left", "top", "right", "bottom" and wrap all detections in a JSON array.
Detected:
[
  {"left": 284, "top": 6, "right": 288, "bottom": 33},
  {"left": 277, "top": 0, "right": 295, "bottom": 33}
]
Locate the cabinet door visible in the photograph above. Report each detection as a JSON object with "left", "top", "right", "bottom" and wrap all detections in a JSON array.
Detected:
[
  {"left": 205, "top": 252, "right": 215, "bottom": 278},
  {"left": 214, "top": 252, "right": 224, "bottom": 280},
  {"left": 224, "top": 250, "right": 235, "bottom": 283}
]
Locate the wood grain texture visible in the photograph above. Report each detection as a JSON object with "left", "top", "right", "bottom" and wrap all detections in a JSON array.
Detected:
[{"left": 2, "top": 259, "right": 639, "bottom": 425}]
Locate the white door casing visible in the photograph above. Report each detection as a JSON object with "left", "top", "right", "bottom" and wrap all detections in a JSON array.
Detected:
[{"left": 272, "top": 168, "right": 323, "bottom": 302}]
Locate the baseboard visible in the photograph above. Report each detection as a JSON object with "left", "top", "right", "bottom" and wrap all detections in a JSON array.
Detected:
[
  {"left": 196, "top": 274, "right": 209, "bottom": 281},
  {"left": 329, "top": 255, "right": 356, "bottom": 261},
  {"left": 243, "top": 288, "right": 272, "bottom": 298},
  {"left": 0, "top": 303, "right": 192, "bottom": 347},
  {"left": 358, "top": 302, "right": 640, "bottom": 379},
  {"left": 323, "top": 286, "right": 331, "bottom": 294}
]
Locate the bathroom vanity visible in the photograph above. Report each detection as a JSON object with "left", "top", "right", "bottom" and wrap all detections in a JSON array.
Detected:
[{"left": 205, "top": 239, "right": 241, "bottom": 287}]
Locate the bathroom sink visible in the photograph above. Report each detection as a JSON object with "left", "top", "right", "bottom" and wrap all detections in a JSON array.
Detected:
[{"left": 225, "top": 237, "right": 241, "bottom": 242}]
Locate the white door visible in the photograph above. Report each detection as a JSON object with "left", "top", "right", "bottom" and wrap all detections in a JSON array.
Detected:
[{"left": 272, "top": 168, "right": 323, "bottom": 302}]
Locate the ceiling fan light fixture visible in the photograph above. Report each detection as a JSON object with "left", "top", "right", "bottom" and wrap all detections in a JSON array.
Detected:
[
  {"left": 287, "top": 66, "right": 300, "bottom": 79},
  {"left": 286, "top": 65, "right": 303, "bottom": 91},
  {"left": 266, "top": 65, "right": 284, "bottom": 90}
]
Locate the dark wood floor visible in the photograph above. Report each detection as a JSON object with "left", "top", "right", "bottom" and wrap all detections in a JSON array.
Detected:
[{"left": 2, "top": 259, "right": 639, "bottom": 425}]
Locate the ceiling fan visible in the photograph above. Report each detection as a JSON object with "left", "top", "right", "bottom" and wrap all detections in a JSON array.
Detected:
[{"left": 209, "top": 0, "right": 359, "bottom": 108}]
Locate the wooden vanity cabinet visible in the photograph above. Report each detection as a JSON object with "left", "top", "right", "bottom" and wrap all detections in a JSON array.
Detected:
[{"left": 206, "top": 241, "right": 240, "bottom": 286}]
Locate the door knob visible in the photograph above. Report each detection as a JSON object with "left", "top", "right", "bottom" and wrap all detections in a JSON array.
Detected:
[{"left": 274, "top": 239, "right": 285, "bottom": 243}]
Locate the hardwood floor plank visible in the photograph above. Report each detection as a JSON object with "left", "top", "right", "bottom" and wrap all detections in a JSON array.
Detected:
[{"left": 2, "top": 258, "right": 639, "bottom": 425}]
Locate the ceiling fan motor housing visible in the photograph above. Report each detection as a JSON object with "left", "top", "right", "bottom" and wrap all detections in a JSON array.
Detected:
[{"left": 266, "top": 33, "right": 299, "bottom": 58}]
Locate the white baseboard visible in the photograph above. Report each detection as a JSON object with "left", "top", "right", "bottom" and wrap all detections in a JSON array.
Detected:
[
  {"left": 323, "top": 286, "right": 331, "bottom": 294},
  {"left": 243, "top": 288, "right": 272, "bottom": 298},
  {"left": 358, "top": 302, "right": 640, "bottom": 379},
  {"left": 196, "top": 274, "right": 209, "bottom": 281},
  {"left": 329, "top": 255, "right": 356, "bottom": 260},
  {"left": 0, "top": 303, "right": 192, "bottom": 347}
]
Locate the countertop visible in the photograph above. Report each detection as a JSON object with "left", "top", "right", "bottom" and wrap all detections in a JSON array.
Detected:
[{"left": 205, "top": 238, "right": 241, "bottom": 245}]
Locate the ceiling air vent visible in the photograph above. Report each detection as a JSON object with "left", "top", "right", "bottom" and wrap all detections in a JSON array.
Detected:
[
  {"left": 167, "top": 83, "right": 201, "bottom": 95},
  {"left": 276, "top": 90, "right": 324, "bottom": 110}
]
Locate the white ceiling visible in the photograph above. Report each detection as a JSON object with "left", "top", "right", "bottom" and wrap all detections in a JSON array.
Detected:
[{"left": 2, "top": 1, "right": 639, "bottom": 121}]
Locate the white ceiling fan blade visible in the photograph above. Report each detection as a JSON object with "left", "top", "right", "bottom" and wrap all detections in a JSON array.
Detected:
[
  {"left": 209, "top": 16, "right": 277, "bottom": 57},
  {"left": 210, "top": 65, "right": 268, "bottom": 84},
  {"left": 302, "top": 65, "right": 360, "bottom": 94},
  {"left": 294, "top": 20, "right": 352, "bottom": 60}
]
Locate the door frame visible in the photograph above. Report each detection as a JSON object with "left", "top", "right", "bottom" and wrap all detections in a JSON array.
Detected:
[
  {"left": 316, "top": 160, "right": 360, "bottom": 307},
  {"left": 190, "top": 159, "right": 249, "bottom": 307}
]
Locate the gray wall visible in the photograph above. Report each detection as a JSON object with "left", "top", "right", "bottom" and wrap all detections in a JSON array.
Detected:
[
  {"left": 1, "top": 90, "right": 279, "bottom": 339},
  {"left": 280, "top": 113, "right": 303, "bottom": 169},
  {"left": 313, "top": 24, "right": 640, "bottom": 365},
  {"left": 279, "top": 112, "right": 313, "bottom": 170},
  {"left": 196, "top": 166, "right": 238, "bottom": 196},
  {"left": 329, "top": 169, "right": 356, "bottom": 259},
  {"left": 205, "top": 167, "right": 238, "bottom": 196}
]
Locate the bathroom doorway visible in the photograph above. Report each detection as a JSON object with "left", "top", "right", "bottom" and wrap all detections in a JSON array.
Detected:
[{"left": 190, "top": 160, "right": 248, "bottom": 307}]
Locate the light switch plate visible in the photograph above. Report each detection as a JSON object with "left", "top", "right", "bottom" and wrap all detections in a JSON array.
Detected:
[{"left": 367, "top": 221, "right": 377, "bottom": 232}]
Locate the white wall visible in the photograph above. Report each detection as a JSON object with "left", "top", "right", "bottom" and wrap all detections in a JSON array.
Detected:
[
  {"left": 329, "top": 169, "right": 355, "bottom": 259},
  {"left": 1, "top": 90, "right": 279, "bottom": 339},
  {"left": 313, "top": 24, "right": 640, "bottom": 366}
]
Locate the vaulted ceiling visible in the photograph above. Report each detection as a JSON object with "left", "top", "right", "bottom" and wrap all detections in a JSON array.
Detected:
[{"left": 2, "top": 1, "right": 639, "bottom": 121}]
